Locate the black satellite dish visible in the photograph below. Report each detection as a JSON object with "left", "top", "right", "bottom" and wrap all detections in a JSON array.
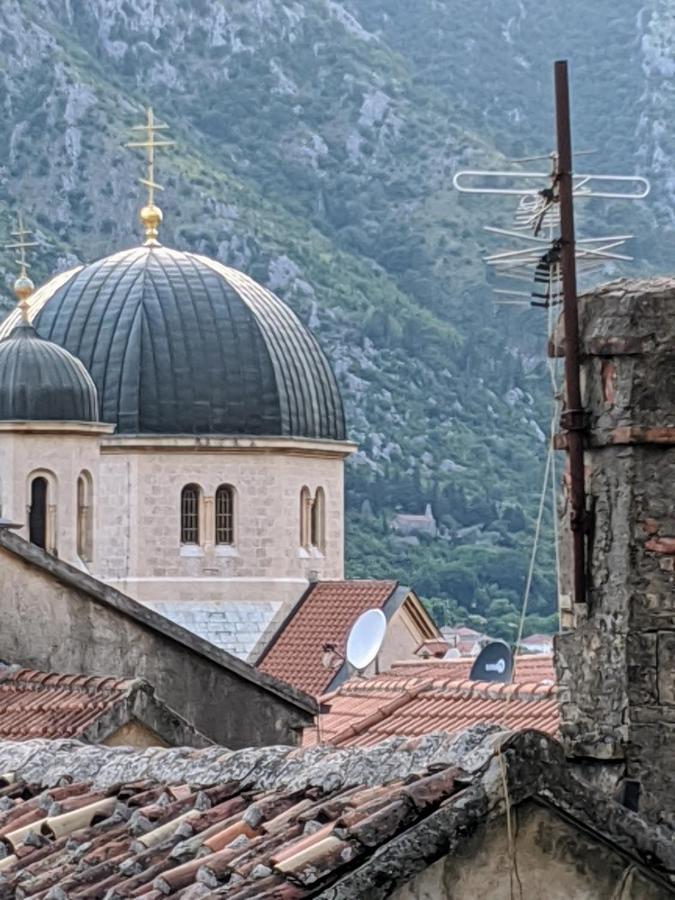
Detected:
[{"left": 469, "top": 641, "right": 514, "bottom": 684}]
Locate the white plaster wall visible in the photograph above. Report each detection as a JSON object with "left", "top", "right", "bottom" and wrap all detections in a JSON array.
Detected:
[
  {"left": 95, "top": 445, "right": 346, "bottom": 607},
  {"left": 0, "top": 430, "right": 101, "bottom": 569}
]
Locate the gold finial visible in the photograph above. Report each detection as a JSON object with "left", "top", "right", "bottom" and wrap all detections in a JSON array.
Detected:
[
  {"left": 126, "top": 107, "right": 175, "bottom": 246},
  {"left": 5, "top": 213, "right": 38, "bottom": 322}
]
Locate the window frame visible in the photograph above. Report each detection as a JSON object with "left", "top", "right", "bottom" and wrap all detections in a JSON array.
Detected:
[
  {"left": 214, "top": 483, "right": 235, "bottom": 545},
  {"left": 180, "top": 483, "right": 201, "bottom": 545}
]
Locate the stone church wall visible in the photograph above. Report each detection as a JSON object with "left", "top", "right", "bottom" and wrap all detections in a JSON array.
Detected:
[
  {"left": 0, "top": 428, "right": 102, "bottom": 567},
  {"left": 95, "top": 439, "right": 347, "bottom": 607}
]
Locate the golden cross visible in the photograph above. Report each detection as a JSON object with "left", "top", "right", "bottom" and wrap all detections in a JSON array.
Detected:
[
  {"left": 5, "top": 213, "right": 38, "bottom": 319},
  {"left": 5, "top": 212, "right": 38, "bottom": 277},
  {"left": 126, "top": 107, "right": 175, "bottom": 209}
]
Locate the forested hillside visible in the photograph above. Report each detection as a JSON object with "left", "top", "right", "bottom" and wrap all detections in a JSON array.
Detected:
[{"left": 0, "top": 0, "right": 669, "bottom": 637}]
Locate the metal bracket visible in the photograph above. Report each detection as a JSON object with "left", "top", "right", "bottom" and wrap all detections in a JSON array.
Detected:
[{"left": 560, "top": 407, "right": 589, "bottom": 433}]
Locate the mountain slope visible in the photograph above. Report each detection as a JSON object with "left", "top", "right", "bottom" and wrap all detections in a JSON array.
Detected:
[{"left": 3, "top": 0, "right": 664, "bottom": 637}]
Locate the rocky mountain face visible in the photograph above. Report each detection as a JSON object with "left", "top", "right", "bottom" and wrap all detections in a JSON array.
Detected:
[{"left": 0, "top": 0, "right": 668, "bottom": 635}]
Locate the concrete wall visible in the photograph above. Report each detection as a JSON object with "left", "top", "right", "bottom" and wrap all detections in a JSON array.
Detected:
[
  {"left": 392, "top": 802, "right": 669, "bottom": 900},
  {"left": 0, "top": 535, "right": 315, "bottom": 748},
  {"left": 554, "top": 279, "right": 675, "bottom": 826}
]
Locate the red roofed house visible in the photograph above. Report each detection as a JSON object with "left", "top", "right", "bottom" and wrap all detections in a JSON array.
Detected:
[
  {"left": 0, "top": 664, "right": 210, "bottom": 748},
  {"left": 519, "top": 632, "right": 555, "bottom": 654},
  {"left": 303, "top": 654, "right": 558, "bottom": 747},
  {"left": 256, "top": 580, "right": 439, "bottom": 697}
]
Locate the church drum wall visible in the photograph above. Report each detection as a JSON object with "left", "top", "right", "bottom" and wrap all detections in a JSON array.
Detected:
[{"left": 95, "top": 442, "right": 346, "bottom": 605}]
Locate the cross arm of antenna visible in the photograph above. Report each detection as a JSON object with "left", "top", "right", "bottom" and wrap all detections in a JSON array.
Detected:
[
  {"left": 484, "top": 226, "right": 552, "bottom": 244},
  {"left": 571, "top": 174, "right": 650, "bottom": 200},
  {"left": 453, "top": 170, "right": 551, "bottom": 195}
]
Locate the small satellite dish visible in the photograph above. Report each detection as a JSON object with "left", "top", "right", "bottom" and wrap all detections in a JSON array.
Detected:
[
  {"left": 443, "top": 647, "right": 461, "bottom": 660},
  {"left": 346, "top": 608, "right": 387, "bottom": 673},
  {"left": 469, "top": 641, "right": 513, "bottom": 684}
]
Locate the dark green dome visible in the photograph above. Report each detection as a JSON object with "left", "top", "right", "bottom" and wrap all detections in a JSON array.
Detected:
[
  {"left": 29, "top": 245, "right": 346, "bottom": 439},
  {"left": 0, "top": 322, "right": 99, "bottom": 422}
]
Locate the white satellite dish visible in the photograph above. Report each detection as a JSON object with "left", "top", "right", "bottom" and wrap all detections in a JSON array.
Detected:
[{"left": 346, "top": 608, "right": 387, "bottom": 673}]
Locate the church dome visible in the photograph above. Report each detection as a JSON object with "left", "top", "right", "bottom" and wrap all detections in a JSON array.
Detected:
[
  {"left": 19, "top": 245, "right": 346, "bottom": 439},
  {"left": 0, "top": 321, "right": 99, "bottom": 422}
]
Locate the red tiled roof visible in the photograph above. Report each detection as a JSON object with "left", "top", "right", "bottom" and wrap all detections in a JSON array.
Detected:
[
  {"left": 257, "top": 580, "right": 398, "bottom": 696},
  {"left": 0, "top": 667, "right": 136, "bottom": 741},
  {"left": 0, "top": 729, "right": 664, "bottom": 898},
  {"left": 388, "top": 653, "right": 555, "bottom": 682},
  {"left": 305, "top": 654, "right": 558, "bottom": 747},
  {"left": 415, "top": 638, "right": 449, "bottom": 658}
]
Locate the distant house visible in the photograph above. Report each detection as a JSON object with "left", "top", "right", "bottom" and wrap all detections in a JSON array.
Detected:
[
  {"left": 257, "top": 580, "right": 440, "bottom": 697},
  {"left": 441, "top": 625, "right": 492, "bottom": 657},
  {"left": 520, "top": 633, "right": 554, "bottom": 654},
  {"left": 303, "top": 654, "right": 557, "bottom": 747},
  {"left": 390, "top": 503, "right": 437, "bottom": 538},
  {"left": 0, "top": 664, "right": 210, "bottom": 748}
]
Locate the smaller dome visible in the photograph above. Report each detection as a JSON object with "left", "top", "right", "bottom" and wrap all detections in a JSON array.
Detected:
[{"left": 0, "top": 322, "right": 99, "bottom": 422}]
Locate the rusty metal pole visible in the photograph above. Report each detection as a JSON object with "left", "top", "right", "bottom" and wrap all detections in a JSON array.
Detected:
[{"left": 554, "top": 59, "right": 586, "bottom": 606}]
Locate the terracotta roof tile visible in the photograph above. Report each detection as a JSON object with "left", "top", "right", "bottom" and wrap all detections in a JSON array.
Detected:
[
  {"left": 0, "top": 731, "right": 668, "bottom": 899},
  {"left": 257, "top": 580, "right": 398, "bottom": 696},
  {"left": 0, "top": 666, "right": 138, "bottom": 742},
  {"left": 305, "top": 655, "right": 558, "bottom": 747}
]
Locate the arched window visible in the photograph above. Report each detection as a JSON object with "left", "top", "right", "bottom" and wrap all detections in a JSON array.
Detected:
[
  {"left": 311, "top": 487, "right": 325, "bottom": 552},
  {"left": 77, "top": 471, "right": 94, "bottom": 562},
  {"left": 299, "top": 486, "right": 311, "bottom": 549},
  {"left": 215, "top": 484, "right": 234, "bottom": 545},
  {"left": 180, "top": 484, "right": 200, "bottom": 544},
  {"left": 29, "top": 477, "right": 48, "bottom": 550}
]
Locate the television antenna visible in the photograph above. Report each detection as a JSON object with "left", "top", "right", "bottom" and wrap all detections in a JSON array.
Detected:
[
  {"left": 345, "top": 608, "right": 387, "bottom": 674},
  {"left": 455, "top": 151, "right": 648, "bottom": 309},
  {"left": 453, "top": 60, "right": 651, "bottom": 608}
]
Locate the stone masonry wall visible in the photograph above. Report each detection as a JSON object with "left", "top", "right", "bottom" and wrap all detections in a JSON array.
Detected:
[
  {"left": 555, "top": 278, "right": 675, "bottom": 826},
  {"left": 95, "top": 442, "right": 346, "bottom": 607}
]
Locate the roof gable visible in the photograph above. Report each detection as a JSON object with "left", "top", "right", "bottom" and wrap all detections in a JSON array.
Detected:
[
  {"left": 0, "top": 666, "right": 210, "bottom": 748},
  {"left": 257, "top": 580, "right": 399, "bottom": 696}
]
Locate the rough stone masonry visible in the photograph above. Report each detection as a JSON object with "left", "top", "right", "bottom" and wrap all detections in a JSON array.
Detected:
[{"left": 554, "top": 277, "right": 675, "bottom": 827}]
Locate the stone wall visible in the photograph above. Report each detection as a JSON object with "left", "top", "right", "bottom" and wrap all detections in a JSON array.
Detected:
[
  {"left": 96, "top": 437, "right": 348, "bottom": 608},
  {"left": 0, "top": 533, "right": 315, "bottom": 748},
  {"left": 554, "top": 278, "right": 675, "bottom": 826},
  {"left": 0, "top": 428, "right": 352, "bottom": 612},
  {"left": 391, "top": 802, "right": 668, "bottom": 900},
  {"left": 0, "top": 426, "right": 106, "bottom": 568}
]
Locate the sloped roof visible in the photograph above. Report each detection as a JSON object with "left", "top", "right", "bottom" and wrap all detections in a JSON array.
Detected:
[
  {"left": 0, "top": 665, "right": 210, "bottom": 747},
  {"left": 145, "top": 599, "right": 283, "bottom": 661},
  {"left": 305, "top": 655, "right": 557, "bottom": 747},
  {"left": 387, "top": 653, "right": 555, "bottom": 681},
  {"left": 257, "top": 580, "right": 399, "bottom": 696},
  {"left": 0, "top": 729, "right": 671, "bottom": 898}
]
